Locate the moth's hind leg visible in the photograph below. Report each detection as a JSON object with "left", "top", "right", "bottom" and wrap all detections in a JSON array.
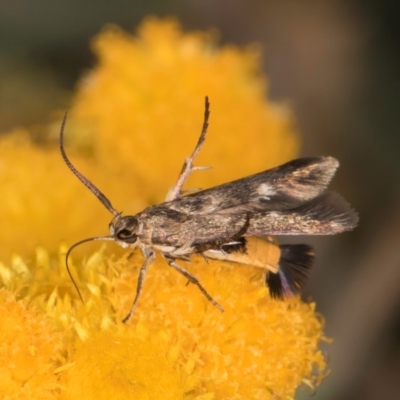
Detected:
[
  {"left": 164, "top": 255, "right": 224, "bottom": 312},
  {"left": 166, "top": 97, "right": 211, "bottom": 201}
]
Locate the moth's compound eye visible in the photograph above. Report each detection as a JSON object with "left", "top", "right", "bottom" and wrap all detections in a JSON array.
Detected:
[
  {"left": 113, "top": 216, "right": 139, "bottom": 243},
  {"left": 116, "top": 229, "right": 137, "bottom": 243}
]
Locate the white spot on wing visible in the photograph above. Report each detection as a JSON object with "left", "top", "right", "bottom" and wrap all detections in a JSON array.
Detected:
[{"left": 256, "top": 183, "right": 275, "bottom": 200}]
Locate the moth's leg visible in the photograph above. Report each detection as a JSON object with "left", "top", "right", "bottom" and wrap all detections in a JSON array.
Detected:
[
  {"left": 166, "top": 97, "right": 211, "bottom": 201},
  {"left": 122, "top": 249, "right": 155, "bottom": 323},
  {"left": 201, "top": 252, "right": 209, "bottom": 264},
  {"left": 165, "top": 256, "right": 224, "bottom": 312},
  {"left": 229, "top": 213, "right": 250, "bottom": 241}
]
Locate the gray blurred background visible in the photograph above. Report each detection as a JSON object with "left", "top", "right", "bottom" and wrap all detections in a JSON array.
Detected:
[{"left": 1, "top": 1, "right": 399, "bottom": 399}]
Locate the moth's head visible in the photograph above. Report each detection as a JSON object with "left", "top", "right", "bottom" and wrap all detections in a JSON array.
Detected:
[{"left": 109, "top": 215, "right": 140, "bottom": 248}]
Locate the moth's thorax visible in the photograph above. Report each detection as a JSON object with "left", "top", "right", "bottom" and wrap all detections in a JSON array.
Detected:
[{"left": 109, "top": 215, "right": 142, "bottom": 248}]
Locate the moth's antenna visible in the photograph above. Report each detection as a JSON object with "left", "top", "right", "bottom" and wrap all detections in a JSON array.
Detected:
[
  {"left": 65, "top": 235, "right": 116, "bottom": 302},
  {"left": 59, "top": 113, "right": 119, "bottom": 217}
]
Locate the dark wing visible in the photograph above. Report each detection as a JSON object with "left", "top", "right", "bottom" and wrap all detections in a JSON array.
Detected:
[
  {"left": 166, "top": 157, "right": 340, "bottom": 215},
  {"left": 163, "top": 156, "right": 358, "bottom": 237}
]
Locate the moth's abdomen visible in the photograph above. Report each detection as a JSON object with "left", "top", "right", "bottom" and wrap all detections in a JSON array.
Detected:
[
  {"left": 204, "top": 236, "right": 281, "bottom": 272},
  {"left": 204, "top": 237, "right": 314, "bottom": 299}
]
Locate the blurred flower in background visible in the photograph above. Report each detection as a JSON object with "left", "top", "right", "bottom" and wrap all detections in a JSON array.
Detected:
[{"left": 0, "top": 18, "right": 328, "bottom": 399}]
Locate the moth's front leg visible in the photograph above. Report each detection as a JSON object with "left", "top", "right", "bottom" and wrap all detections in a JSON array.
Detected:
[
  {"left": 123, "top": 248, "right": 156, "bottom": 323},
  {"left": 164, "top": 255, "right": 224, "bottom": 312},
  {"left": 166, "top": 97, "right": 211, "bottom": 201}
]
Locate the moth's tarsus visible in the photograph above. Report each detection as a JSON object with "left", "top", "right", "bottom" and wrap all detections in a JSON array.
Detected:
[
  {"left": 60, "top": 96, "right": 358, "bottom": 323},
  {"left": 165, "top": 256, "right": 224, "bottom": 312}
]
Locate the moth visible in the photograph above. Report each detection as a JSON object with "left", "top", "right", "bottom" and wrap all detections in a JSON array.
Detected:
[{"left": 60, "top": 97, "right": 358, "bottom": 322}]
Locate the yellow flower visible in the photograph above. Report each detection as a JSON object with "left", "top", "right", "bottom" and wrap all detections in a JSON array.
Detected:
[
  {"left": 0, "top": 17, "right": 328, "bottom": 399},
  {"left": 0, "top": 289, "right": 63, "bottom": 399},
  {"left": 71, "top": 16, "right": 299, "bottom": 203}
]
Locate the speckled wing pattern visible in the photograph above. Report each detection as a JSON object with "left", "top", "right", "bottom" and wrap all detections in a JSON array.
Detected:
[{"left": 163, "top": 156, "right": 358, "bottom": 238}]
